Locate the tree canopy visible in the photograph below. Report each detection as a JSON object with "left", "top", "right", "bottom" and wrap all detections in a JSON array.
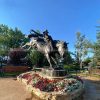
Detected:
[
  {"left": 74, "top": 32, "right": 91, "bottom": 68},
  {"left": 93, "top": 31, "right": 100, "bottom": 66},
  {"left": 0, "top": 24, "right": 25, "bottom": 56}
]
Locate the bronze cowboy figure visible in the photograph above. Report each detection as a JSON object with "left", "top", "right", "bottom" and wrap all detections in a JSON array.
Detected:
[{"left": 22, "top": 29, "right": 68, "bottom": 69}]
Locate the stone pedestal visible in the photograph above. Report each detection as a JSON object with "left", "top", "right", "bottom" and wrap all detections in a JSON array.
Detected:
[{"left": 42, "top": 68, "right": 67, "bottom": 77}]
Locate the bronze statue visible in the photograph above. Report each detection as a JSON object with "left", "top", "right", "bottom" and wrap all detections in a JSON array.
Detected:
[{"left": 22, "top": 29, "right": 68, "bottom": 69}]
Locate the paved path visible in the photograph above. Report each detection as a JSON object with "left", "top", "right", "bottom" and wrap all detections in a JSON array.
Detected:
[
  {"left": 0, "top": 78, "right": 37, "bottom": 100},
  {"left": 83, "top": 77, "right": 100, "bottom": 100}
]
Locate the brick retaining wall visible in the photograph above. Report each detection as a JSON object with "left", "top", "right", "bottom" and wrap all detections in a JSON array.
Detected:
[{"left": 3, "top": 66, "right": 29, "bottom": 73}]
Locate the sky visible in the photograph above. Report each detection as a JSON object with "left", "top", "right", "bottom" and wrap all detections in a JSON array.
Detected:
[{"left": 0, "top": 0, "right": 100, "bottom": 53}]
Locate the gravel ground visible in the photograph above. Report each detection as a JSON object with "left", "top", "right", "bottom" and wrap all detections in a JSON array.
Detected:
[{"left": 0, "top": 77, "right": 37, "bottom": 100}]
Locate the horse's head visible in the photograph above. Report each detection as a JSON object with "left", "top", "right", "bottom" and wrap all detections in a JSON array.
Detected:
[
  {"left": 27, "top": 36, "right": 38, "bottom": 49},
  {"left": 56, "top": 41, "right": 68, "bottom": 58}
]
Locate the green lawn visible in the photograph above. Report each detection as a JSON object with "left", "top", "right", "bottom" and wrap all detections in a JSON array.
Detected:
[{"left": 0, "top": 72, "right": 22, "bottom": 77}]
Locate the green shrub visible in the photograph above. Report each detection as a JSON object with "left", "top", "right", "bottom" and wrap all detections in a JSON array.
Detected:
[
  {"left": 64, "top": 64, "right": 80, "bottom": 71},
  {"left": 27, "top": 49, "right": 48, "bottom": 68}
]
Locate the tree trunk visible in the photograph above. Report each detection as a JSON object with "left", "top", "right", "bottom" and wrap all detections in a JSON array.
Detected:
[{"left": 80, "top": 60, "right": 83, "bottom": 69}]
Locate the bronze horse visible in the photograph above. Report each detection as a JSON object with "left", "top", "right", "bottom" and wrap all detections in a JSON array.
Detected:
[{"left": 22, "top": 34, "right": 68, "bottom": 69}]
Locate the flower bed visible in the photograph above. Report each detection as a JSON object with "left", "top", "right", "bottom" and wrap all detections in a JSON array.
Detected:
[{"left": 18, "top": 72, "right": 83, "bottom": 93}]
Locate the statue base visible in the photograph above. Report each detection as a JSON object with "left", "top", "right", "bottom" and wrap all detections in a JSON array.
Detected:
[
  {"left": 17, "top": 71, "right": 84, "bottom": 100},
  {"left": 42, "top": 67, "right": 67, "bottom": 77}
]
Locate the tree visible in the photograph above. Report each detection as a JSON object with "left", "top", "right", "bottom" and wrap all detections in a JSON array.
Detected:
[
  {"left": 83, "top": 57, "right": 91, "bottom": 66},
  {"left": 8, "top": 48, "right": 27, "bottom": 65},
  {"left": 0, "top": 24, "right": 25, "bottom": 56},
  {"left": 64, "top": 51, "right": 73, "bottom": 65},
  {"left": 93, "top": 31, "right": 100, "bottom": 66},
  {"left": 5, "top": 27, "right": 25, "bottom": 48},
  {"left": 74, "top": 32, "right": 90, "bottom": 69},
  {"left": 27, "top": 49, "right": 48, "bottom": 68}
]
